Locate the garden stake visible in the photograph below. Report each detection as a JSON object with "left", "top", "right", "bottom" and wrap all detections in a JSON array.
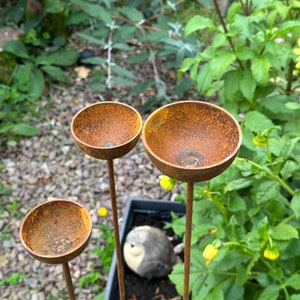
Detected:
[
  {"left": 107, "top": 159, "right": 125, "bottom": 300},
  {"left": 20, "top": 199, "right": 92, "bottom": 300},
  {"left": 62, "top": 262, "right": 76, "bottom": 300},
  {"left": 70, "top": 102, "right": 143, "bottom": 300},
  {"left": 142, "top": 101, "right": 242, "bottom": 300},
  {"left": 183, "top": 181, "right": 194, "bottom": 300}
]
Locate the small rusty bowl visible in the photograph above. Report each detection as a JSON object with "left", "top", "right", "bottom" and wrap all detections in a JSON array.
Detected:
[
  {"left": 142, "top": 100, "right": 242, "bottom": 182},
  {"left": 20, "top": 199, "right": 92, "bottom": 264},
  {"left": 71, "top": 102, "right": 143, "bottom": 160}
]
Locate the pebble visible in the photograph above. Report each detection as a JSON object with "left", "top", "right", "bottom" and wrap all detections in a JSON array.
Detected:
[{"left": 1, "top": 62, "right": 172, "bottom": 300}]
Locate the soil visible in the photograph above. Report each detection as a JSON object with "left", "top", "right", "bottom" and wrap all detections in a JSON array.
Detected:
[{"left": 124, "top": 212, "right": 183, "bottom": 300}]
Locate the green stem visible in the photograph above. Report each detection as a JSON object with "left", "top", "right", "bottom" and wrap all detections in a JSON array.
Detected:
[
  {"left": 280, "top": 280, "right": 290, "bottom": 300},
  {"left": 235, "top": 158, "right": 295, "bottom": 196}
]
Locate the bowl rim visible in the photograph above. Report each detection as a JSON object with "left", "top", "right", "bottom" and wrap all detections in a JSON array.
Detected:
[
  {"left": 19, "top": 199, "right": 92, "bottom": 260},
  {"left": 70, "top": 101, "right": 143, "bottom": 150},
  {"left": 142, "top": 100, "right": 242, "bottom": 173}
]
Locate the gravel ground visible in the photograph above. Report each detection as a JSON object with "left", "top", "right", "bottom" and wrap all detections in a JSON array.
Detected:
[{"left": 0, "top": 57, "right": 185, "bottom": 299}]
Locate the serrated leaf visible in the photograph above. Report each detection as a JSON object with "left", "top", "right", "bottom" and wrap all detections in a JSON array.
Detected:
[
  {"left": 240, "top": 69, "right": 256, "bottom": 101},
  {"left": 251, "top": 57, "right": 270, "bottom": 85},
  {"left": 185, "top": 15, "right": 215, "bottom": 36},
  {"left": 12, "top": 123, "right": 40, "bottom": 136},
  {"left": 257, "top": 285, "right": 281, "bottom": 300},
  {"left": 224, "top": 70, "right": 241, "bottom": 101},
  {"left": 225, "top": 178, "right": 252, "bottom": 192},
  {"left": 286, "top": 274, "right": 300, "bottom": 290},
  {"left": 197, "top": 63, "right": 213, "bottom": 94},
  {"left": 271, "top": 223, "right": 298, "bottom": 240},
  {"left": 280, "top": 160, "right": 299, "bottom": 180},
  {"left": 256, "top": 181, "right": 279, "bottom": 204},
  {"left": 291, "top": 194, "right": 300, "bottom": 218},
  {"left": 244, "top": 111, "right": 274, "bottom": 132},
  {"left": 210, "top": 50, "right": 235, "bottom": 79},
  {"left": 280, "top": 137, "right": 300, "bottom": 161}
]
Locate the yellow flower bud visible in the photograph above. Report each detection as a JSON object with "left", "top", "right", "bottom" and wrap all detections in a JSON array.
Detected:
[
  {"left": 253, "top": 135, "right": 267, "bottom": 147},
  {"left": 203, "top": 244, "right": 218, "bottom": 264},
  {"left": 264, "top": 247, "right": 280, "bottom": 261},
  {"left": 159, "top": 175, "right": 176, "bottom": 190},
  {"left": 98, "top": 207, "right": 108, "bottom": 217}
]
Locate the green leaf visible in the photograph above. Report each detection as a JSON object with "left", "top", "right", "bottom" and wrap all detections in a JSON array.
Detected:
[
  {"left": 28, "top": 69, "right": 44, "bottom": 99},
  {"left": 244, "top": 111, "right": 274, "bottom": 132},
  {"left": 127, "top": 53, "right": 149, "bottom": 63},
  {"left": 271, "top": 224, "right": 298, "bottom": 240},
  {"left": 118, "top": 6, "right": 144, "bottom": 22},
  {"left": 240, "top": 69, "right": 256, "bottom": 101},
  {"left": 225, "top": 178, "right": 252, "bottom": 192},
  {"left": 111, "top": 65, "right": 136, "bottom": 79},
  {"left": 41, "top": 65, "right": 70, "bottom": 83},
  {"left": 286, "top": 274, "right": 300, "bottom": 290},
  {"left": 210, "top": 50, "right": 235, "bottom": 79},
  {"left": 2, "top": 40, "right": 30, "bottom": 59},
  {"left": 280, "top": 160, "right": 299, "bottom": 180},
  {"left": 224, "top": 70, "right": 241, "bottom": 101},
  {"left": 44, "top": 50, "right": 79, "bottom": 66},
  {"left": 286, "top": 102, "right": 300, "bottom": 111},
  {"left": 70, "top": 0, "right": 112, "bottom": 23},
  {"left": 12, "top": 123, "right": 40, "bottom": 136},
  {"left": 251, "top": 57, "right": 270, "bottom": 85},
  {"left": 291, "top": 194, "right": 300, "bottom": 218},
  {"left": 256, "top": 181, "right": 279, "bottom": 204},
  {"left": 197, "top": 63, "right": 213, "bottom": 94},
  {"left": 257, "top": 285, "right": 281, "bottom": 300},
  {"left": 185, "top": 15, "right": 215, "bottom": 36},
  {"left": 44, "top": 0, "right": 65, "bottom": 13},
  {"left": 280, "top": 137, "right": 300, "bottom": 161}
]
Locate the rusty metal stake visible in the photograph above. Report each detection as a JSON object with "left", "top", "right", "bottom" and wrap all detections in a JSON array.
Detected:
[
  {"left": 107, "top": 159, "right": 126, "bottom": 300},
  {"left": 62, "top": 262, "right": 76, "bottom": 300},
  {"left": 183, "top": 181, "right": 194, "bottom": 300}
]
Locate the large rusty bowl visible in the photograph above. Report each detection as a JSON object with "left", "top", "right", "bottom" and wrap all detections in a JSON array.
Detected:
[
  {"left": 71, "top": 102, "right": 143, "bottom": 160},
  {"left": 142, "top": 100, "right": 242, "bottom": 182},
  {"left": 20, "top": 199, "right": 92, "bottom": 264}
]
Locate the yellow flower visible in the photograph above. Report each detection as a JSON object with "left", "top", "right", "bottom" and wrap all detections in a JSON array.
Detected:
[
  {"left": 98, "top": 207, "right": 108, "bottom": 217},
  {"left": 203, "top": 244, "right": 219, "bottom": 264},
  {"left": 159, "top": 175, "right": 176, "bottom": 190},
  {"left": 264, "top": 247, "right": 280, "bottom": 261}
]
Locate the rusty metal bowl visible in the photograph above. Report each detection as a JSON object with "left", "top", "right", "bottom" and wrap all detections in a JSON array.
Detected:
[
  {"left": 20, "top": 199, "right": 92, "bottom": 264},
  {"left": 142, "top": 100, "right": 242, "bottom": 182},
  {"left": 71, "top": 102, "right": 143, "bottom": 160}
]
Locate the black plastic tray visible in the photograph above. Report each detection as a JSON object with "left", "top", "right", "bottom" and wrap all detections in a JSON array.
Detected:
[{"left": 104, "top": 197, "right": 186, "bottom": 300}]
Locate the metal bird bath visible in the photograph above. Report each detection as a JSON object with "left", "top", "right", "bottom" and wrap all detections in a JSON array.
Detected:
[
  {"left": 142, "top": 100, "right": 242, "bottom": 300},
  {"left": 71, "top": 101, "right": 143, "bottom": 300},
  {"left": 20, "top": 199, "right": 92, "bottom": 300}
]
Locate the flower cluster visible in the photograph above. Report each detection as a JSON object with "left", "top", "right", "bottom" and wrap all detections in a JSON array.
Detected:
[{"left": 293, "top": 38, "right": 300, "bottom": 70}]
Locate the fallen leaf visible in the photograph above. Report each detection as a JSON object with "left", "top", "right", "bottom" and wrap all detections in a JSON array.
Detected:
[{"left": 74, "top": 66, "right": 90, "bottom": 79}]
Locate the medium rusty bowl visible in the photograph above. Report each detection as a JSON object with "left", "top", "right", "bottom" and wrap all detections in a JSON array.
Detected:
[
  {"left": 20, "top": 199, "right": 92, "bottom": 264},
  {"left": 142, "top": 100, "right": 242, "bottom": 182},
  {"left": 71, "top": 102, "right": 143, "bottom": 160}
]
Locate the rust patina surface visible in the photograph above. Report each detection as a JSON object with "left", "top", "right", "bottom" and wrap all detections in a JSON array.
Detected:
[
  {"left": 142, "top": 100, "right": 242, "bottom": 182},
  {"left": 20, "top": 199, "right": 92, "bottom": 264},
  {"left": 71, "top": 102, "right": 143, "bottom": 160}
]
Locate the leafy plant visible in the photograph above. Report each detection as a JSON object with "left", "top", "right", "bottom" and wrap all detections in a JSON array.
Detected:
[
  {"left": 69, "top": 0, "right": 202, "bottom": 108},
  {"left": 179, "top": 0, "right": 300, "bottom": 113},
  {"left": 92, "top": 224, "right": 115, "bottom": 273},
  {"left": 0, "top": 272, "right": 27, "bottom": 286}
]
